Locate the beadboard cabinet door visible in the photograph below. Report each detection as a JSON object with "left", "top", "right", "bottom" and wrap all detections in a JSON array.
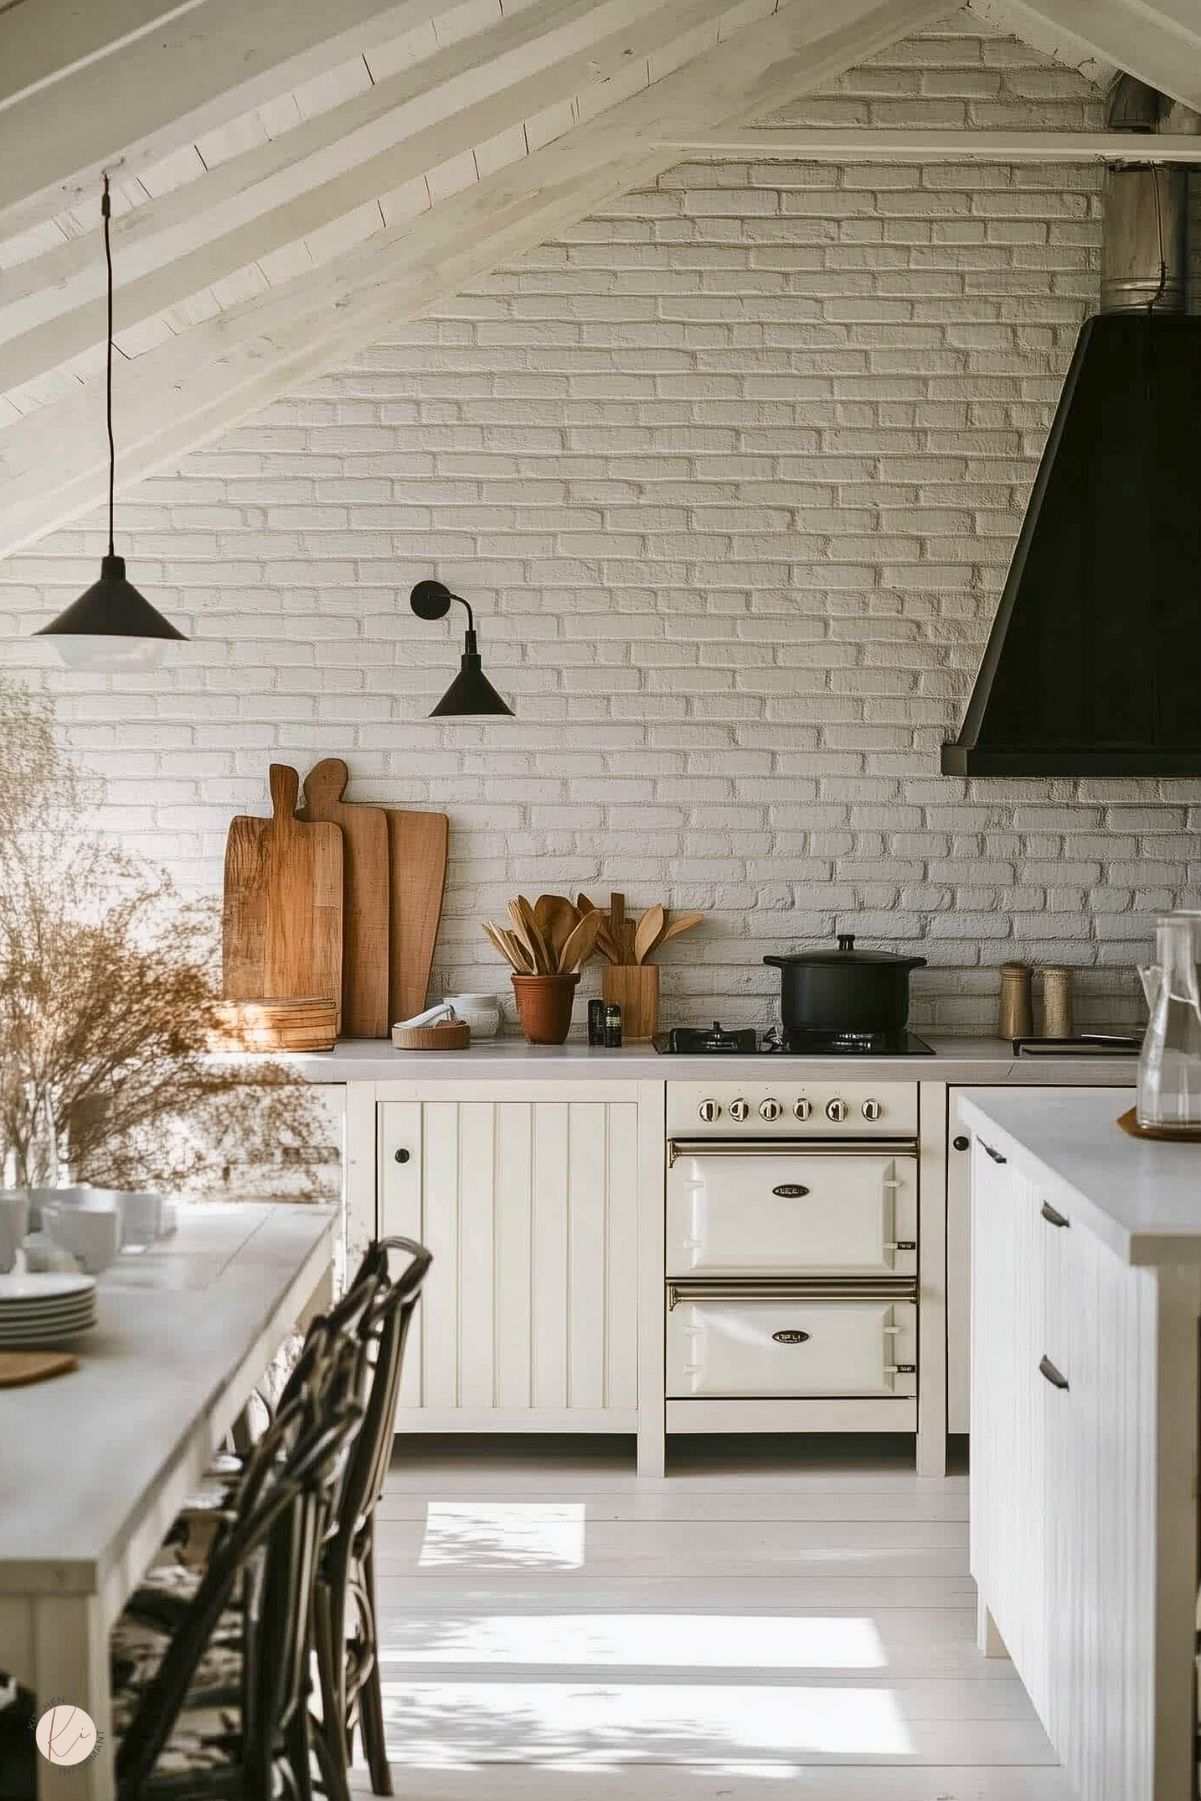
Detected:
[{"left": 378, "top": 1098, "right": 639, "bottom": 1430}]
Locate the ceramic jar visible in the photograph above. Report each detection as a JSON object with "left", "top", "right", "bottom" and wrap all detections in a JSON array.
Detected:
[{"left": 444, "top": 992, "right": 502, "bottom": 1038}]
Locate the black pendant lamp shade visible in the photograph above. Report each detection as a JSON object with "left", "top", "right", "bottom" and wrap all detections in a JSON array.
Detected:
[
  {"left": 410, "top": 579, "right": 513, "bottom": 717},
  {"left": 35, "top": 175, "right": 186, "bottom": 665}
]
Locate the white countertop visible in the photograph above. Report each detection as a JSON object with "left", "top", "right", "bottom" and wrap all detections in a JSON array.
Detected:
[
  {"left": 281, "top": 1033, "right": 1140, "bottom": 1086},
  {"left": 958, "top": 1089, "right": 1201, "bottom": 1265}
]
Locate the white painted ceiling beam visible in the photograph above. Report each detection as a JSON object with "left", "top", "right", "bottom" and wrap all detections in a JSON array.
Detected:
[
  {"left": 0, "top": 0, "right": 952, "bottom": 556},
  {"left": 654, "top": 126, "right": 1201, "bottom": 159},
  {"left": 0, "top": 0, "right": 740, "bottom": 390},
  {"left": 0, "top": 0, "right": 208, "bottom": 114},
  {"left": 988, "top": 0, "right": 1201, "bottom": 110},
  {"left": 0, "top": 0, "right": 451, "bottom": 236}
]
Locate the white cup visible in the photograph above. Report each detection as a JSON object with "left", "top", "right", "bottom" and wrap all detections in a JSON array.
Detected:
[
  {"left": 0, "top": 1190, "right": 30, "bottom": 1273},
  {"left": 44, "top": 1201, "right": 121, "bottom": 1274}
]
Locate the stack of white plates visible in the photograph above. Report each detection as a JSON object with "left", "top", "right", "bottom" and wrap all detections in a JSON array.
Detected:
[{"left": 0, "top": 1273, "right": 97, "bottom": 1346}]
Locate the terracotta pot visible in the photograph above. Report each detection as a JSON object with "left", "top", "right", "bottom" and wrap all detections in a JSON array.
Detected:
[
  {"left": 511, "top": 972, "right": 580, "bottom": 1045},
  {"left": 601, "top": 963, "right": 660, "bottom": 1040}
]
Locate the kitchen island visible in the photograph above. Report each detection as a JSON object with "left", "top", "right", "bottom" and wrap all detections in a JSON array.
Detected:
[{"left": 960, "top": 1090, "right": 1201, "bottom": 1801}]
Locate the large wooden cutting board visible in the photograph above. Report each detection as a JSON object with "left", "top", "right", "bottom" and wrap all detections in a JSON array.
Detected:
[
  {"left": 222, "top": 765, "right": 344, "bottom": 1027},
  {"left": 386, "top": 808, "right": 449, "bottom": 1023},
  {"left": 299, "top": 758, "right": 390, "bottom": 1038}
]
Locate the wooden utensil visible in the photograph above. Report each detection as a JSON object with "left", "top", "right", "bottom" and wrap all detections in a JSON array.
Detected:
[
  {"left": 223, "top": 765, "right": 344, "bottom": 1028},
  {"left": 651, "top": 910, "right": 703, "bottom": 954},
  {"left": 634, "top": 904, "right": 665, "bottom": 965},
  {"left": 210, "top": 997, "right": 339, "bottom": 1053},
  {"left": 509, "top": 899, "right": 548, "bottom": 973},
  {"left": 577, "top": 894, "right": 620, "bottom": 962},
  {"left": 0, "top": 1350, "right": 77, "bottom": 1387},
  {"left": 536, "top": 895, "right": 580, "bottom": 968},
  {"left": 609, "top": 892, "right": 633, "bottom": 963},
  {"left": 385, "top": 808, "right": 449, "bottom": 1024},
  {"left": 299, "top": 758, "right": 390, "bottom": 1038},
  {"left": 558, "top": 908, "right": 602, "bottom": 973}
]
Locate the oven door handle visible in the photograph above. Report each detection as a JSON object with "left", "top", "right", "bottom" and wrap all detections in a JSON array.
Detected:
[
  {"left": 668, "top": 1137, "right": 918, "bottom": 1166},
  {"left": 667, "top": 1278, "right": 918, "bottom": 1309}
]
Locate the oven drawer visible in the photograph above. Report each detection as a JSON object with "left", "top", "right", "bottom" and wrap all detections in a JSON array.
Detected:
[
  {"left": 667, "top": 1146, "right": 917, "bottom": 1278},
  {"left": 666, "top": 1287, "right": 917, "bottom": 1401}
]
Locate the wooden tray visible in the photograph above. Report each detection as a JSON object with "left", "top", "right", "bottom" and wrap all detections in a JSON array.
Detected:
[
  {"left": 0, "top": 1350, "right": 78, "bottom": 1387},
  {"left": 1116, "top": 1107, "right": 1201, "bottom": 1144}
]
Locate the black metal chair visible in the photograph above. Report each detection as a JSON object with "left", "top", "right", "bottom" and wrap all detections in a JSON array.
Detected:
[
  {"left": 311, "top": 1237, "right": 432, "bottom": 1799},
  {"left": 112, "top": 1325, "right": 364, "bottom": 1800}
]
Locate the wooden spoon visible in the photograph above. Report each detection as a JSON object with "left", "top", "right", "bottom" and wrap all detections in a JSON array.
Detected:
[
  {"left": 537, "top": 895, "right": 580, "bottom": 967},
  {"left": 509, "top": 899, "right": 549, "bottom": 973},
  {"left": 653, "top": 910, "right": 703, "bottom": 954},
  {"left": 634, "top": 904, "right": 666, "bottom": 965},
  {"left": 558, "top": 909, "right": 602, "bottom": 973},
  {"left": 483, "top": 922, "right": 531, "bottom": 972}
]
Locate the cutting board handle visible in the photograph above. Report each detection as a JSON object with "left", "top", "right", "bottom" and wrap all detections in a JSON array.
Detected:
[
  {"left": 303, "top": 757, "right": 350, "bottom": 813},
  {"left": 269, "top": 763, "right": 300, "bottom": 818}
]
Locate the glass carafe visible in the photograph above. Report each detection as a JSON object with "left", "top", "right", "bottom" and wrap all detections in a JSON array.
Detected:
[{"left": 1137, "top": 911, "right": 1201, "bottom": 1129}]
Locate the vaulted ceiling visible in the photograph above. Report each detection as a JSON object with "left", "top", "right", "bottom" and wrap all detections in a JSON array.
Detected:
[{"left": 0, "top": 0, "right": 1198, "bottom": 560}]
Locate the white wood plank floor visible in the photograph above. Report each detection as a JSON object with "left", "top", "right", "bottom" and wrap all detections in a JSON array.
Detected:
[{"left": 354, "top": 1435, "right": 1071, "bottom": 1801}]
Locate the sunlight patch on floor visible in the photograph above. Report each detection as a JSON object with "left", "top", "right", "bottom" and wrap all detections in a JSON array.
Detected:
[
  {"left": 381, "top": 1613, "right": 888, "bottom": 1669},
  {"left": 417, "top": 1503, "right": 587, "bottom": 1569},
  {"left": 379, "top": 1679, "right": 913, "bottom": 1766}
]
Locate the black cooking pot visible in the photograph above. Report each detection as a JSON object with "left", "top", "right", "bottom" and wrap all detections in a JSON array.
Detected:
[{"left": 764, "top": 933, "right": 926, "bottom": 1034}]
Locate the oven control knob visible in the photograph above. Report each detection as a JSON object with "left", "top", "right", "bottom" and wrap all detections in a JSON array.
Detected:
[
  {"left": 826, "top": 1098, "right": 849, "bottom": 1123},
  {"left": 759, "top": 1098, "right": 783, "bottom": 1122},
  {"left": 698, "top": 1099, "right": 721, "bottom": 1123},
  {"left": 862, "top": 1098, "right": 882, "bottom": 1122},
  {"left": 793, "top": 1098, "right": 812, "bottom": 1121},
  {"left": 729, "top": 1099, "right": 749, "bottom": 1122}
]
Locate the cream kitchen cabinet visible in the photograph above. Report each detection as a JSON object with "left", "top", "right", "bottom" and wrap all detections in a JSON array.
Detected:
[
  {"left": 378, "top": 1088, "right": 649, "bottom": 1431},
  {"left": 970, "top": 1118, "right": 1200, "bottom": 1801}
]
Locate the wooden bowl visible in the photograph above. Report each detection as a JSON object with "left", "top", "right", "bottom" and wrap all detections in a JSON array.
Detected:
[{"left": 391, "top": 1019, "right": 471, "bottom": 1051}]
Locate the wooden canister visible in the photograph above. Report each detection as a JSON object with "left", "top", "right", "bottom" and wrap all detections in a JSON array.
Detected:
[
  {"left": 601, "top": 964, "right": 660, "bottom": 1041},
  {"left": 997, "top": 962, "right": 1034, "bottom": 1039}
]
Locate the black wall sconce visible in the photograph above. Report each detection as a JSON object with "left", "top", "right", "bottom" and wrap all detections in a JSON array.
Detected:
[{"left": 410, "top": 579, "right": 513, "bottom": 717}]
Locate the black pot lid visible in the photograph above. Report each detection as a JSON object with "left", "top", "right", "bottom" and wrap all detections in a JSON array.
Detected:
[{"left": 764, "top": 932, "right": 927, "bottom": 970}]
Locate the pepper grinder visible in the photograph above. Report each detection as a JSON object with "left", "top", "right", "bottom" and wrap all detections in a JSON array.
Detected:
[
  {"left": 997, "top": 961, "right": 1034, "bottom": 1039},
  {"left": 1041, "top": 966, "right": 1074, "bottom": 1039}
]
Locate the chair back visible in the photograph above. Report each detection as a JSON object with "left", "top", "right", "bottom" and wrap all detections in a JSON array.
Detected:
[
  {"left": 116, "top": 1325, "right": 363, "bottom": 1801},
  {"left": 336, "top": 1237, "right": 432, "bottom": 1543}
]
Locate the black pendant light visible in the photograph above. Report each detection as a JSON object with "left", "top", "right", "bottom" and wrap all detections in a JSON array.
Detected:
[
  {"left": 36, "top": 174, "right": 187, "bottom": 670},
  {"left": 410, "top": 579, "right": 513, "bottom": 717}
]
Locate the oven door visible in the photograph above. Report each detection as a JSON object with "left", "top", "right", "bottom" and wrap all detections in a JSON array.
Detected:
[
  {"left": 667, "top": 1140, "right": 917, "bottom": 1278},
  {"left": 666, "top": 1284, "right": 917, "bottom": 1400}
]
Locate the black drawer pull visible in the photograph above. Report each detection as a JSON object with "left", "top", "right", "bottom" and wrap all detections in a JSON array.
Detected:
[
  {"left": 952, "top": 1134, "right": 970, "bottom": 1152},
  {"left": 1039, "top": 1355, "right": 1069, "bottom": 1391},
  {"left": 1040, "top": 1201, "right": 1069, "bottom": 1229},
  {"left": 982, "top": 1142, "right": 1007, "bottom": 1164},
  {"left": 394, "top": 1148, "right": 411, "bottom": 1164}
]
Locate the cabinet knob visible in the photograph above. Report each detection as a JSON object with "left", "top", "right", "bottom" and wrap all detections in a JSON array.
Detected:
[
  {"left": 952, "top": 1134, "right": 969, "bottom": 1152},
  {"left": 394, "top": 1148, "right": 411, "bottom": 1164}
]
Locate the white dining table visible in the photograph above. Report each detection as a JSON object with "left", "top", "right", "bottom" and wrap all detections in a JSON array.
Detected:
[{"left": 0, "top": 1200, "right": 337, "bottom": 1800}]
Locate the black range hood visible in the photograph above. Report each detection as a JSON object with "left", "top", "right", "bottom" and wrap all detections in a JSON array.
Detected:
[
  {"left": 942, "top": 91, "right": 1201, "bottom": 780},
  {"left": 941, "top": 312, "right": 1201, "bottom": 776}
]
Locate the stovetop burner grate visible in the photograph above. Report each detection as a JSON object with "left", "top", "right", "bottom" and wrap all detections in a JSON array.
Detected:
[{"left": 652, "top": 1022, "right": 935, "bottom": 1056}]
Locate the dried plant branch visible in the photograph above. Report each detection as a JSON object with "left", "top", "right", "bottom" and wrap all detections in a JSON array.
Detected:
[{"left": 0, "top": 676, "right": 331, "bottom": 1199}]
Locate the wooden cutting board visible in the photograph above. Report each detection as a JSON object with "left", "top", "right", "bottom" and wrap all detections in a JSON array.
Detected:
[
  {"left": 223, "top": 765, "right": 344, "bottom": 1028},
  {"left": 385, "top": 808, "right": 449, "bottom": 1023},
  {"left": 0, "top": 1351, "right": 77, "bottom": 1387},
  {"left": 299, "top": 758, "right": 390, "bottom": 1038}
]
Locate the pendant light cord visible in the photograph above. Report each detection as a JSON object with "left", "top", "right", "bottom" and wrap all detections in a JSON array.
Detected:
[{"left": 102, "top": 173, "right": 115, "bottom": 557}]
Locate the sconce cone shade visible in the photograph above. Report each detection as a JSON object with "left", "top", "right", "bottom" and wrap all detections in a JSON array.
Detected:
[
  {"left": 36, "top": 555, "right": 188, "bottom": 645},
  {"left": 430, "top": 646, "right": 514, "bottom": 717}
]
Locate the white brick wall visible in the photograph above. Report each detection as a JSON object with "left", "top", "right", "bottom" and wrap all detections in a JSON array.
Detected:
[{"left": 4, "top": 11, "right": 1199, "bottom": 1034}]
